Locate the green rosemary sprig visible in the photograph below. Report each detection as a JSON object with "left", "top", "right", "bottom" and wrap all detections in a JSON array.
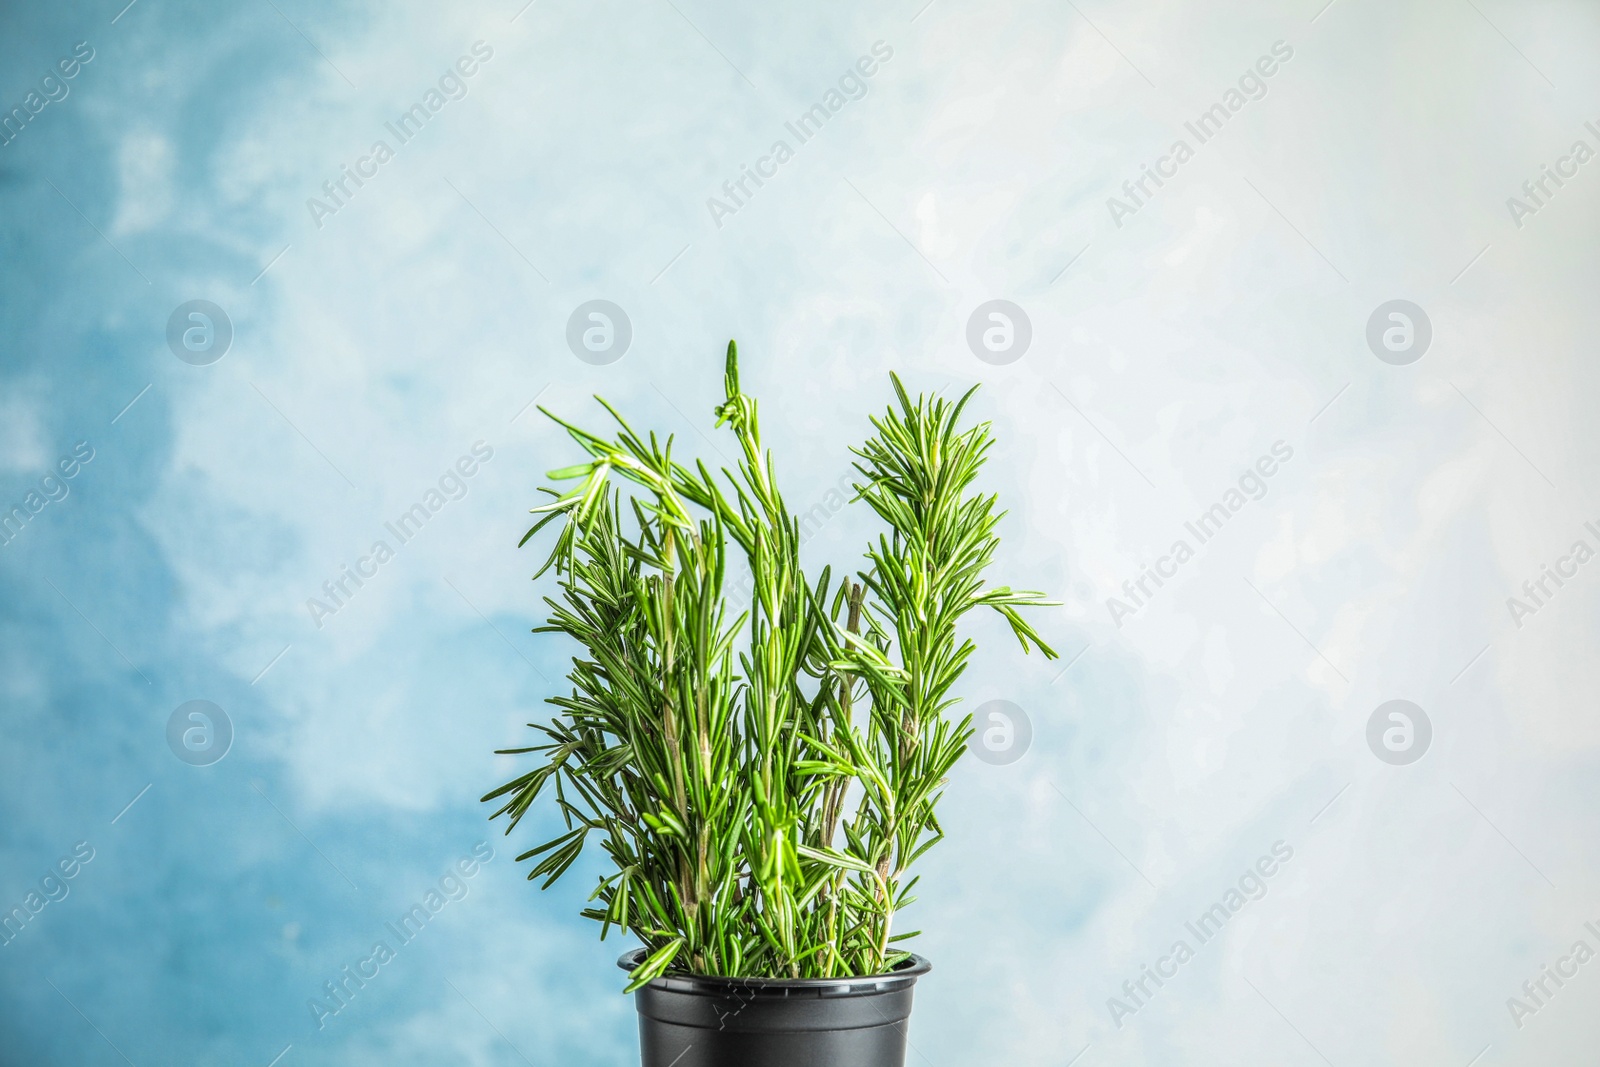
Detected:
[{"left": 483, "top": 341, "right": 1056, "bottom": 984}]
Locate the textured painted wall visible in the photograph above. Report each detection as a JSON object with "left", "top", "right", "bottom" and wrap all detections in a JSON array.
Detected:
[{"left": 2, "top": 0, "right": 1598, "bottom": 1064}]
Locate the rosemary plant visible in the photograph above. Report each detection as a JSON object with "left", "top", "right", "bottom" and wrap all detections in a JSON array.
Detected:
[{"left": 483, "top": 343, "right": 1056, "bottom": 987}]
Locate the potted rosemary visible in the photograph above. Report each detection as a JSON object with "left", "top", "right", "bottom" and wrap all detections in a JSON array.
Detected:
[{"left": 484, "top": 343, "right": 1055, "bottom": 1067}]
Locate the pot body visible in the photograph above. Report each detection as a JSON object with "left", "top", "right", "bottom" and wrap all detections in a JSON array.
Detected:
[{"left": 619, "top": 949, "right": 931, "bottom": 1067}]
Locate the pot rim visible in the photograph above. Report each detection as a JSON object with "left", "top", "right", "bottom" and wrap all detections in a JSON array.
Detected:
[{"left": 617, "top": 948, "right": 932, "bottom": 997}]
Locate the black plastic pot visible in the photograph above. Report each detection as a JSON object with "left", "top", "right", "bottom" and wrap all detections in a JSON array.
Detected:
[{"left": 619, "top": 949, "right": 932, "bottom": 1067}]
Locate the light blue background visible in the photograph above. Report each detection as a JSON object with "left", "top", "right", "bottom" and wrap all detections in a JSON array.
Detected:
[{"left": 3, "top": 0, "right": 1599, "bottom": 1064}]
